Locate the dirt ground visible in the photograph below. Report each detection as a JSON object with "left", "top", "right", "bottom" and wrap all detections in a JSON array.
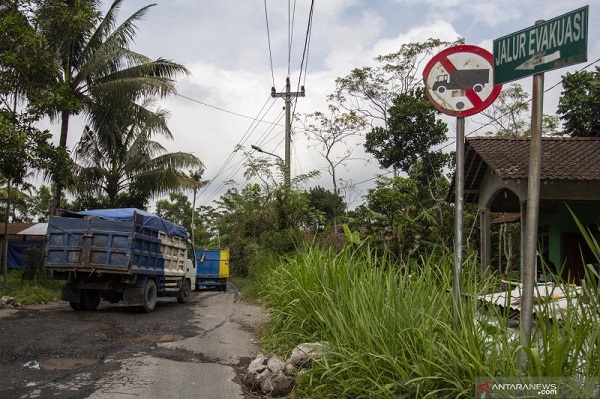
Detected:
[{"left": 0, "top": 284, "right": 268, "bottom": 399}]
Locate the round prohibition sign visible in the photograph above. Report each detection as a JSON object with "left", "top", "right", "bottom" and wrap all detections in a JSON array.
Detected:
[{"left": 423, "top": 45, "right": 502, "bottom": 117}]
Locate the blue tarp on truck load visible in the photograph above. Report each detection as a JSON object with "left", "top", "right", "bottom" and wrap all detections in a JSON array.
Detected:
[
  {"left": 46, "top": 208, "right": 188, "bottom": 275},
  {"left": 61, "top": 208, "right": 187, "bottom": 240}
]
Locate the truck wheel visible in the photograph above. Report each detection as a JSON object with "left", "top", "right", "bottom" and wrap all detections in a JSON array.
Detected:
[
  {"left": 177, "top": 279, "right": 191, "bottom": 304},
  {"left": 473, "top": 84, "right": 483, "bottom": 92},
  {"left": 81, "top": 290, "right": 101, "bottom": 311},
  {"left": 437, "top": 86, "right": 446, "bottom": 94},
  {"left": 69, "top": 301, "right": 82, "bottom": 311},
  {"left": 143, "top": 279, "right": 157, "bottom": 313}
]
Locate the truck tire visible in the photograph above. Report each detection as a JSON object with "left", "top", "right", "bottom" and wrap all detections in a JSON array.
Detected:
[
  {"left": 81, "top": 290, "right": 101, "bottom": 311},
  {"left": 143, "top": 279, "right": 157, "bottom": 313},
  {"left": 177, "top": 279, "right": 191, "bottom": 304},
  {"left": 69, "top": 301, "right": 82, "bottom": 311},
  {"left": 473, "top": 84, "right": 483, "bottom": 93},
  {"left": 437, "top": 86, "right": 446, "bottom": 94}
]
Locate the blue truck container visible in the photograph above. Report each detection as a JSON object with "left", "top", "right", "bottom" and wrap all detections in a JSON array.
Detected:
[
  {"left": 44, "top": 208, "right": 196, "bottom": 312},
  {"left": 194, "top": 249, "right": 229, "bottom": 291}
]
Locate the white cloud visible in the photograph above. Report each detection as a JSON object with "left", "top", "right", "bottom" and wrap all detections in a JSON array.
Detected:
[{"left": 37, "top": 0, "right": 600, "bottom": 210}]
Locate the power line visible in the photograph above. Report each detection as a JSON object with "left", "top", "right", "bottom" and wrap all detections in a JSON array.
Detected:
[
  {"left": 263, "top": 0, "right": 276, "bottom": 88},
  {"left": 438, "top": 57, "right": 600, "bottom": 151},
  {"left": 175, "top": 93, "right": 281, "bottom": 126}
]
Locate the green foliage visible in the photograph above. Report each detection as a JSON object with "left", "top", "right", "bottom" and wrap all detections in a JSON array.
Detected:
[
  {"left": 72, "top": 111, "right": 202, "bottom": 207},
  {"left": 156, "top": 192, "right": 194, "bottom": 229},
  {"left": 21, "top": 246, "right": 44, "bottom": 281},
  {"left": 558, "top": 67, "right": 600, "bottom": 137},
  {"left": 255, "top": 244, "right": 599, "bottom": 398},
  {"left": 357, "top": 171, "right": 456, "bottom": 260},
  {"left": 301, "top": 105, "right": 366, "bottom": 193},
  {"left": 364, "top": 88, "right": 448, "bottom": 173},
  {"left": 330, "top": 38, "right": 462, "bottom": 128},
  {"left": 306, "top": 186, "right": 346, "bottom": 231},
  {"left": 0, "top": 269, "right": 62, "bottom": 305}
]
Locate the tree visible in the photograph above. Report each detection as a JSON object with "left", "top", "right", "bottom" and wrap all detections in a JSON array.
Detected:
[
  {"left": 364, "top": 87, "right": 448, "bottom": 175},
  {"left": 72, "top": 99, "right": 202, "bottom": 208},
  {"left": 300, "top": 104, "right": 366, "bottom": 194},
  {"left": 305, "top": 186, "right": 346, "bottom": 232},
  {"left": 480, "top": 83, "right": 562, "bottom": 137},
  {"left": 27, "top": 0, "right": 189, "bottom": 212},
  {"left": 480, "top": 84, "right": 529, "bottom": 137},
  {"left": 156, "top": 192, "right": 194, "bottom": 229},
  {"left": 0, "top": 110, "right": 66, "bottom": 288},
  {"left": 558, "top": 67, "right": 600, "bottom": 137},
  {"left": 330, "top": 39, "right": 461, "bottom": 130}
]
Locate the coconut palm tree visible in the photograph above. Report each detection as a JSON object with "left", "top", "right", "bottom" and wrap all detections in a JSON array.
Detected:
[
  {"left": 32, "top": 0, "right": 189, "bottom": 211},
  {"left": 73, "top": 97, "right": 202, "bottom": 208}
]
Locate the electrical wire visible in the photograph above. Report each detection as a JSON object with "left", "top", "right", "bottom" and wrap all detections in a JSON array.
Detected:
[
  {"left": 263, "top": 0, "right": 276, "bottom": 88},
  {"left": 437, "top": 57, "right": 600, "bottom": 152}
]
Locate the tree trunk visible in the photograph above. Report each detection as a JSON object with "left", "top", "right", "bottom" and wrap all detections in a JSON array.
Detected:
[
  {"left": 3, "top": 179, "right": 11, "bottom": 289},
  {"left": 51, "top": 111, "right": 71, "bottom": 216}
]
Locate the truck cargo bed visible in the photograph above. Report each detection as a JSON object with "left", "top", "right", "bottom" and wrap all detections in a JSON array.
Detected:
[{"left": 45, "top": 214, "right": 187, "bottom": 276}]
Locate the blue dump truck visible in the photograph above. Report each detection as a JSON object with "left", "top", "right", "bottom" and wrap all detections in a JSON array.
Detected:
[
  {"left": 194, "top": 249, "right": 229, "bottom": 291},
  {"left": 44, "top": 208, "right": 196, "bottom": 313}
]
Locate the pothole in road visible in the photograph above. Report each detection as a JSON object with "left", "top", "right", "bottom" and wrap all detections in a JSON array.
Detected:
[
  {"left": 99, "top": 329, "right": 182, "bottom": 343},
  {"left": 39, "top": 358, "right": 98, "bottom": 370}
]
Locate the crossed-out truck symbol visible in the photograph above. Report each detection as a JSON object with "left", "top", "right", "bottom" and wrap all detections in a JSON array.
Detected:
[{"left": 432, "top": 69, "right": 490, "bottom": 93}]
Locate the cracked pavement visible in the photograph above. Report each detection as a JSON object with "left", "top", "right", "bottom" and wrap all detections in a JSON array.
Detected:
[{"left": 0, "top": 283, "right": 267, "bottom": 399}]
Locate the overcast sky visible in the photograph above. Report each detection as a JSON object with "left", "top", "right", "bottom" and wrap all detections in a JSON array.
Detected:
[{"left": 72, "top": 0, "right": 600, "bottom": 211}]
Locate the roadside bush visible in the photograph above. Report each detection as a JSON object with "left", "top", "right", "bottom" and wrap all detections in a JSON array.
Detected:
[
  {"left": 0, "top": 269, "right": 62, "bottom": 305},
  {"left": 256, "top": 243, "right": 599, "bottom": 398},
  {"left": 21, "top": 247, "right": 45, "bottom": 280}
]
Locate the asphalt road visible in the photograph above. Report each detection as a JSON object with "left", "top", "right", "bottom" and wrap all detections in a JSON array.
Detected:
[{"left": 0, "top": 283, "right": 266, "bottom": 399}]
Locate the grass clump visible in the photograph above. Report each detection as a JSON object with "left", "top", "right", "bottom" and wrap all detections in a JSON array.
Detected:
[
  {"left": 0, "top": 269, "right": 62, "bottom": 305},
  {"left": 255, "top": 243, "right": 599, "bottom": 398}
]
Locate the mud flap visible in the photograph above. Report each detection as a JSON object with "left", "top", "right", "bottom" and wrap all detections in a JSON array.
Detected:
[
  {"left": 61, "top": 281, "right": 81, "bottom": 302},
  {"left": 122, "top": 286, "right": 145, "bottom": 306}
]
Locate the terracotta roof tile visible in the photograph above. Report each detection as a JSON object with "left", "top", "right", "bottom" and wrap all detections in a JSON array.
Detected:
[{"left": 467, "top": 136, "right": 600, "bottom": 181}]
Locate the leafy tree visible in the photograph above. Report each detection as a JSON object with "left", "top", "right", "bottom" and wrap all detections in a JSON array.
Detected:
[
  {"left": 481, "top": 83, "right": 562, "bottom": 136},
  {"left": 25, "top": 0, "right": 189, "bottom": 212},
  {"left": 300, "top": 104, "right": 366, "bottom": 194},
  {"left": 305, "top": 186, "right": 346, "bottom": 232},
  {"left": 0, "top": 110, "right": 66, "bottom": 287},
  {"left": 365, "top": 176, "right": 420, "bottom": 260},
  {"left": 330, "top": 38, "right": 461, "bottom": 129},
  {"left": 481, "top": 84, "right": 529, "bottom": 137},
  {"left": 26, "top": 185, "right": 56, "bottom": 222},
  {"left": 558, "top": 67, "right": 600, "bottom": 137},
  {"left": 0, "top": 1, "right": 58, "bottom": 110},
  {"left": 156, "top": 191, "right": 194, "bottom": 230},
  {"left": 364, "top": 87, "right": 448, "bottom": 175},
  {"left": 214, "top": 184, "right": 277, "bottom": 275},
  {"left": 72, "top": 97, "right": 202, "bottom": 208}
]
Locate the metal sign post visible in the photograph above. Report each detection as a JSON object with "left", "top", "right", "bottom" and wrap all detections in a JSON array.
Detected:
[
  {"left": 454, "top": 117, "right": 466, "bottom": 326},
  {"left": 423, "top": 45, "right": 502, "bottom": 327},
  {"left": 493, "top": 8, "right": 588, "bottom": 371},
  {"left": 518, "top": 20, "right": 545, "bottom": 372}
]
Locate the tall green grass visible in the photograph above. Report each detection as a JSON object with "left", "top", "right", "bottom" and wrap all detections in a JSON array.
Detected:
[
  {"left": 256, "top": 243, "right": 599, "bottom": 398},
  {"left": 0, "top": 269, "right": 62, "bottom": 305}
]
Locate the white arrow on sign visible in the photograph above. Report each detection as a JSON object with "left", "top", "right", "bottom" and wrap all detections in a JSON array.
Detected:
[{"left": 515, "top": 50, "right": 561, "bottom": 70}]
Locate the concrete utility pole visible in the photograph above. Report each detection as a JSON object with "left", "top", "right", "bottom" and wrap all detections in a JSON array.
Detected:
[{"left": 271, "top": 77, "right": 305, "bottom": 193}]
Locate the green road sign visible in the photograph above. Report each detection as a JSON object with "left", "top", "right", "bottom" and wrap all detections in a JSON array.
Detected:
[{"left": 493, "top": 6, "right": 588, "bottom": 85}]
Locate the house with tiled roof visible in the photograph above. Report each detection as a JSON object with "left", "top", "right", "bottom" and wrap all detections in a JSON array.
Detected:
[{"left": 452, "top": 136, "right": 600, "bottom": 282}]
